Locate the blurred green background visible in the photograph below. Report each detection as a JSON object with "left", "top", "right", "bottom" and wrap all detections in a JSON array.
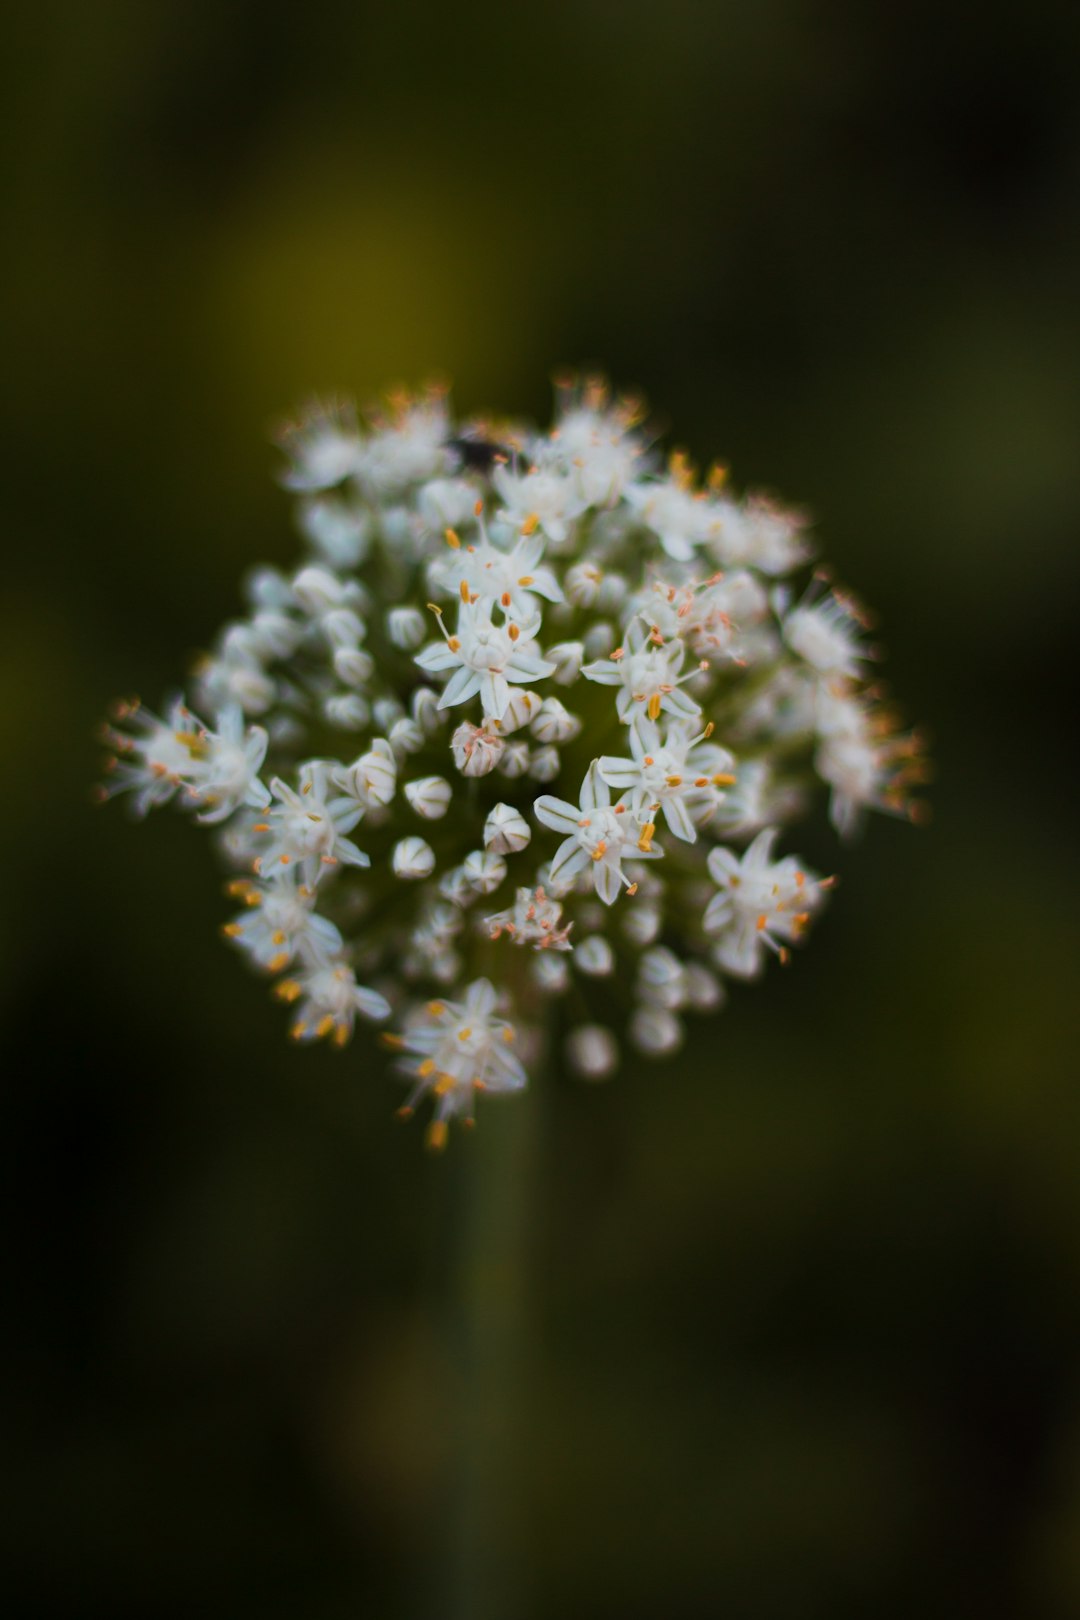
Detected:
[{"left": 2, "top": 2, "right": 1079, "bottom": 1616}]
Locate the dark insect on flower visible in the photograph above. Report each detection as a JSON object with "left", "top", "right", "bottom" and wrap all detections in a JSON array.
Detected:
[{"left": 445, "top": 433, "right": 516, "bottom": 474}]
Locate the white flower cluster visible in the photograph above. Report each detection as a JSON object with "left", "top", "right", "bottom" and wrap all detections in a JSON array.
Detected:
[{"left": 101, "top": 378, "right": 926, "bottom": 1148}]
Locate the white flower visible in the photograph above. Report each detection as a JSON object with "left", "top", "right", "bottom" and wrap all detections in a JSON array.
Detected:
[
  {"left": 598, "top": 717, "right": 735, "bottom": 843},
  {"left": 414, "top": 599, "right": 556, "bottom": 721},
  {"left": 101, "top": 698, "right": 212, "bottom": 816},
  {"left": 224, "top": 873, "right": 342, "bottom": 974},
  {"left": 395, "top": 979, "right": 526, "bottom": 1148},
  {"left": 566, "top": 1025, "right": 619, "bottom": 1080},
  {"left": 625, "top": 473, "right": 715, "bottom": 562},
  {"left": 359, "top": 393, "right": 453, "bottom": 495},
  {"left": 278, "top": 402, "right": 362, "bottom": 491},
  {"left": 491, "top": 464, "right": 587, "bottom": 546},
  {"left": 704, "top": 828, "right": 822, "bottom": 978},
  {"left": 783, "top": 589, "right": 868, "bottom": 677},
  {"left": 405, "top": 775, "right": 453, "bottom": 820},
  {"left": 393, "top": 836, "right": 436, "bottom": 880},
  {"left": 432, "top": 525, "right": 563, "bottom": 622},
  {"left": 487, "top": 886, "right": 572, "bottom": 950},
  {"left": 534, "top": 761, "right": 662, "bottom": 906},
  {"left": 275, "top": 958, "right": 390, "bottom": 1044},
  {"left": 583, "top": 619, "right": 705, "bottom": 726},
  {"left": 257, "top": 762, "right": 369, "bottom": 888},
  {"left": 484, "top": 803, "right": 531, "bottom": 854},
  {"left": 187, "top": 706, "right": 271, "bottom": 825}
]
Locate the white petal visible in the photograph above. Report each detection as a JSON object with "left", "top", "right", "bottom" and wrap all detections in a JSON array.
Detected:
[{"left": 534, "top": 796, "right": 582, "bottom": 835}]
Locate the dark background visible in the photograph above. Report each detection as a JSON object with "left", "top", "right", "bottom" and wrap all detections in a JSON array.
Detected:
[{"left": 2, "top": 2, "right": 1079, "bottom": 1616}]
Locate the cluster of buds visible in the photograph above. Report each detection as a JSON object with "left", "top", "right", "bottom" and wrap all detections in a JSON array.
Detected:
[{"left": 101, "top": 378, "right": 926, "bottom": 1148}]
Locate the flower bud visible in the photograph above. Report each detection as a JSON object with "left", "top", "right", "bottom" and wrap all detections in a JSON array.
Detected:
[
  {"left": 564, "top": 562, "right": 603, "bottom": 609},
  {"left": 299, "top": 499, "right": 371, "bottom": 566},
  {"left": 546, "top": 640, "right": 585, "bottom": 684},
  {"left": 323, "top": 693, "right": 370, "bottom": 729},
  {"left": 438, "top": 865, "right": 474, "bottom": 906},
  {"left": 630, "top": 1006, "right": 683, "bottom": 1056},
  {"left": 528, "top": 746, "right": 560, "bottom": 782},
  {"left": 483, "top": 803, "right": 531, "bottom": 855},
  {"left": 622, "top": 903, "right": 662, "bottom": 947},
  {"left": 340, "top": 740, "right": 396, "bottom": 805},
  {"left": 410, "top": 686, "right": 442, "bottom": 735},
  {"left": 322, "top": 607, "right": 365, "bottom": 649},
  {"left": 373, "top": 697, "right": 404, "bottom": 731},
  {"left": 250, "top": 610, "right": 301, "bottom": 659},
  {"left": 583, "top": 620, "right": 615, "bottom": 658},
  {"left": 451, "top": 721, "right": 504, "bottom": 777},
  {"left": 333, "top": 646, "right": 374, "bottom": 687},
  {"left": 498, "top": 689, "right": 541, "bottom": 734},
  {"left": 405, "top": 776, "right": 452, "bottom": 820},
  {"left": 638, "top": 946, "right": 687, "bottom": 1009},
  {"left": 292, "top": 564, "right": 347, "bottom": 614},
  {"left": 497, "top": 741, "right": 530, "bottom": 778},
  {"left": 392, "top": 836, "right": 436, "bottom": 880},
  {"left": 386, "top": 606, "right": 426, "bottom": 650},
  {"left": 531, "top": 697, "right": 581, "bottom": 745},
  {"left": 566, "top": 1025, "right": 618, "bottom": 1080},
  {"left": 463, "top": 850, "right": 507, "bottom": 895},
  {"left": 389, "top": 717, "right": 424, "bottom": 756},
  {"left": 575, "top": 936, "right": 614, "bottom": 976},
  {"left": 532, "top": 952, "right": 569, "bottom": 994},
  {"left": 685, "top": 961, "right": 725, "bottom": 1012}
]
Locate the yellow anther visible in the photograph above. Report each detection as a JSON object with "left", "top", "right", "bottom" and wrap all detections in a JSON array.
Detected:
[
  {"left": 222, "top": 923, "right": 242, "bottom": 937},
  {"left": 315, "top": 1015, "right": 335, "bottom": 1039},
  {"left": 274, "top": 979, "right": 302, "bottom": 1002},
  {"left": 460, "top": 579, "right": 470, "bottom": 603},
  {"left": 638, "top": 823, "right": 656, "bottom": 853},
  {"left": 521, "top": 513, "right": 540, "bottom": 535},
  {"left": 426, "top": 1119, "right": 449, "bottom": 1153},
  {"left": 457, "top": 1027, "right": 472, "bottom": 1041},
  {"left": 380, "top": 1032, "right": 404, "bottom": 1050},
  {"left": 448, "top": 636, "right": 461, "bottom": 652},
  {"left": 418, "top": 1058, "right": 436, "bottom": 1077},
  {"left": 267, "top": 953, "right": 289, "bottom": 974},
  {"left": 445, "top": 528, "right": 461, "bottom": 549},
  {"left": 591, "top": 840, "right": 607, "bottom": 861},
  {"left": 427, "top": 1001, "right": 446, "bottom": 1016},
  {"left": 665, "top": 774, "right": 682, "bottom": 787},
  {"left": 647, "top": 694, "right": 662, "bottom": 721},
  {"left": 333, "top": 1025, "right": 349, "bottom": 1048},
  {"left": 713, "top": 772, "right": 736, "bottom": 786},
  {"left": 517, "top": 574, "right": 534, "bottom": 586},
  {"left": 508, "top": 623, "right": 520, "bottom": 641}
]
